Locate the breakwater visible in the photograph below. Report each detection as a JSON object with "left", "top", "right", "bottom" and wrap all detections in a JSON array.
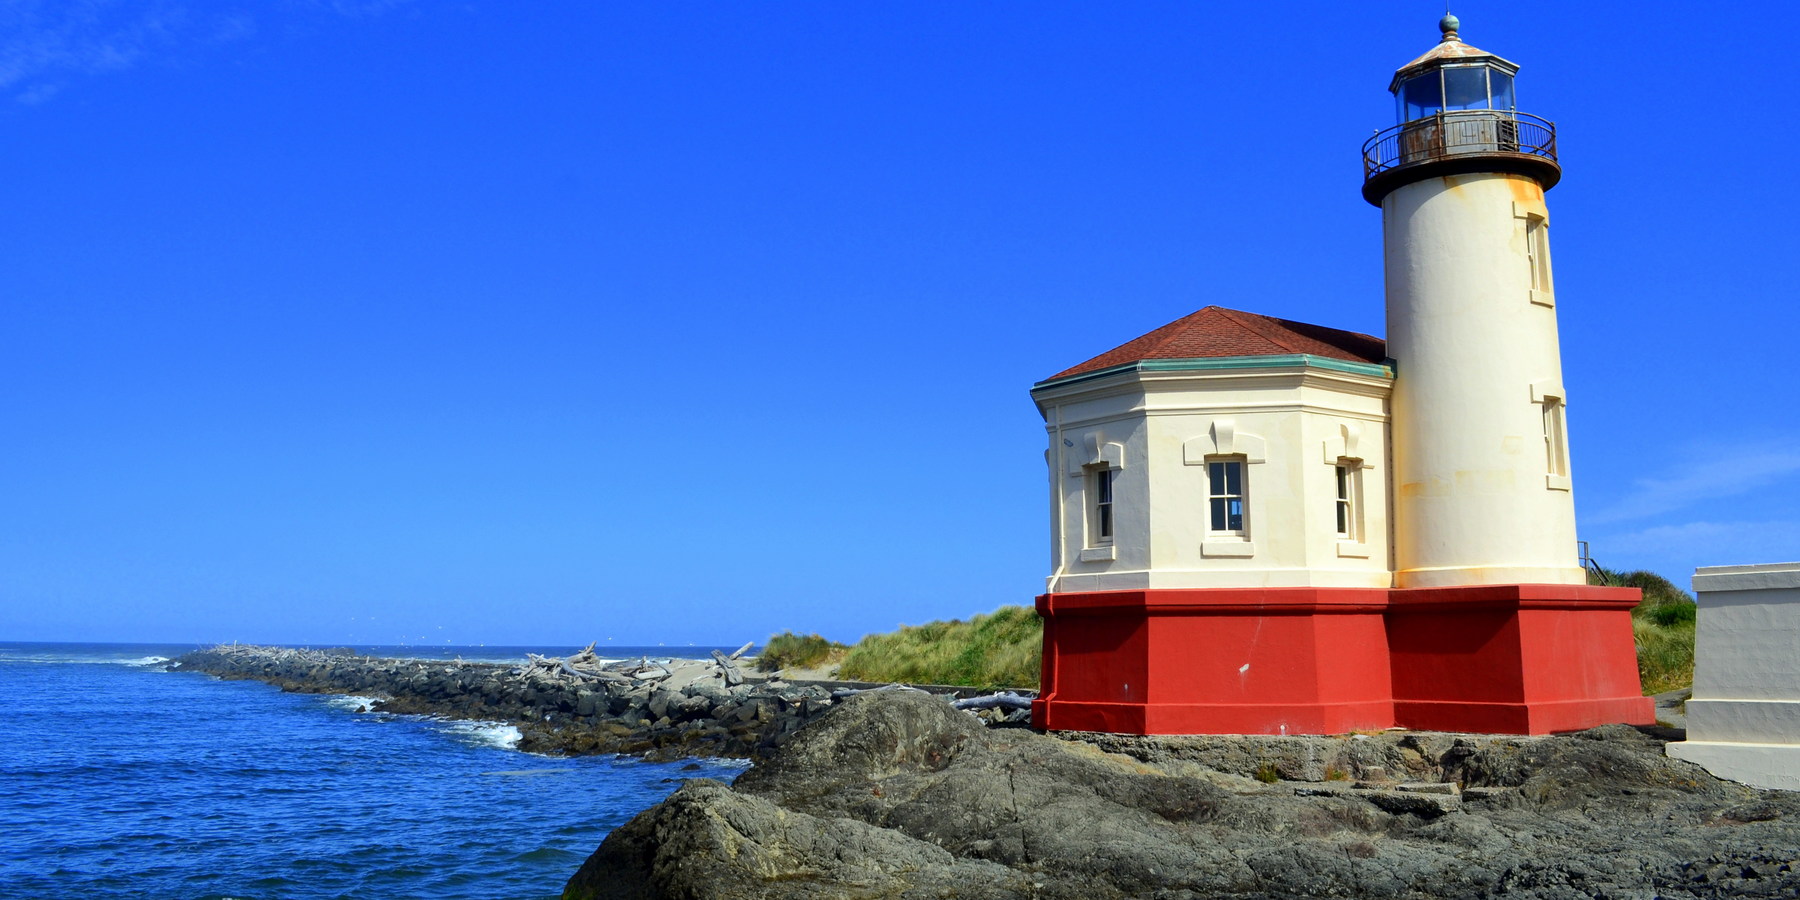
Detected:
[{"left": 170, "top": 645, "right": 841, "bottom": 761}]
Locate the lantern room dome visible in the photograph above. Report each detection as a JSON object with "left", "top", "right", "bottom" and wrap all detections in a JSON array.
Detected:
[{"left": 1389, "top": 33, "right": 1518, "bottom": 95}]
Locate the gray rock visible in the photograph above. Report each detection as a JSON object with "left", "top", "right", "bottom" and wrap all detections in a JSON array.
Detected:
[{"left": 566, "top": 690, "right": 1800, "bottom": 900}]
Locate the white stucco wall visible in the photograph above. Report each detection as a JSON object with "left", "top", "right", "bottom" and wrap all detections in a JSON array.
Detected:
[
  {"left": 1036, "top": 360, "right": 1392, "bottom": 593},
  {"left": 1382, "top": 171, "right": 1584, "bottom": 587},
  {"left": 1668, "top": 562, "right": 1800, "bottom": 790}
]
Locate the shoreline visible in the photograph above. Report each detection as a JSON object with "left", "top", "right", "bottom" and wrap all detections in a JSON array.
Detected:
[
  {"left": 166, "top": 644, "right": 1020, "bottom": 761},
  {"left": 169, "top": 644, "right": 844, "bottom": 761}
]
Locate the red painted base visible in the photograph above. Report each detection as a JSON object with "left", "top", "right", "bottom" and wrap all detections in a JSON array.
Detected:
[
  {"left": 1034, "top": 584, "right": 1654, "bottom": 736},
  {"left": 1386, "top": 584, "right": 1656, "bottom": 734}
]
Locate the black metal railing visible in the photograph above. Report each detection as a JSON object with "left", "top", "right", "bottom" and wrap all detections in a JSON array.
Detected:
[
  {"left": 1362, "top": 110, "right": 1557, "bottom": 181},
  {"left": 1578, "top": 540, "right": 1612, "bottom": 585}
]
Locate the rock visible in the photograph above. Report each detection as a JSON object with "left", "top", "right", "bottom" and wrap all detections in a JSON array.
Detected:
[
  {"left": 169, "top": 645, "right": 855, "bottom": 764},
  {"left": 562, "top": 779, "right": 1034, "bottom": 900},
  {"left": 566, "top": 690, "right": 1800, "bottom": 899}
]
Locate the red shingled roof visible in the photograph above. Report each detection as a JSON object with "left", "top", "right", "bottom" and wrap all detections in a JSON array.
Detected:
[{"left": 1044, "top": 306, "right": 1387, "bottom": 382}]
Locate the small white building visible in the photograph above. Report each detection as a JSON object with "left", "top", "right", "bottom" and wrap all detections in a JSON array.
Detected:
[
  {"left": 1669, "top": 563, "right": 1800, "bottom": 790},
  {"left": 1037, "top": 306, "right": 1393, "bottom": 594}
]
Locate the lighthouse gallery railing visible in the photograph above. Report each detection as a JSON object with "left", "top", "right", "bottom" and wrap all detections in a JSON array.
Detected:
[{"left": 1361, "top": 110, "right": 1557, "bottom": 181}]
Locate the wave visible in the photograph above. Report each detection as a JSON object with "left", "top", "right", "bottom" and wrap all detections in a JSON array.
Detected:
[
  {"left": 0, "top": 652, "right": 172, "bottom": 666},
  {"left": 437, "top": 721, "right": 523, "bottom": 751},
  {"left": 321, "top": 695, "right": 380, "bottom": 714}
]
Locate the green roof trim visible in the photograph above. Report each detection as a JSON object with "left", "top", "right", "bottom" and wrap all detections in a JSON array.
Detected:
[{"left": 1032, "top": 354, "right": 1394, "bottom": 391}]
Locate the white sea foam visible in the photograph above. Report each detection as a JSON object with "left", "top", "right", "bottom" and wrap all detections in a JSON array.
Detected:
[
  {"left": 322, "top": 695, "right": 380, "bottom": 713},
  {"left": 0, "top": 652, "right": 173, "bottom": 666},
  {"left": 440, "top": 721, "right": 523, "bottom": 751}
]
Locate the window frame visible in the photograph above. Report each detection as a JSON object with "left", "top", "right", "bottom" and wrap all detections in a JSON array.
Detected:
[
  {"left": 1542, "top": 396, "right": 1570, "bottom": 489},
  {"left": 1524, "top": 212, "right": 1554, "bottom": 306},
  {"left": 1205, "top": 457, "right": 1248, "bottom": 537},
  {"left": 1334, "top": 462, "right": 1356, "bottom": 541},
  {"left": 1089, "top": 466, "right": 1116, "bottom": 545}
]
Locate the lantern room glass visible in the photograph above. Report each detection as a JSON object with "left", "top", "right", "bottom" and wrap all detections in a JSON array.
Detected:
[{"left": 1395, "top": 64, "right": 1517, "bottom": 123}]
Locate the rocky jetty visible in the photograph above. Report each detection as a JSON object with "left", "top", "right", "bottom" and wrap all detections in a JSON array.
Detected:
[
  {"left": 169, "top": 644, "right": 847, "bottom": 761},
  {"left": 563, "top": 690, "right": 1800, "bottom": 900}
]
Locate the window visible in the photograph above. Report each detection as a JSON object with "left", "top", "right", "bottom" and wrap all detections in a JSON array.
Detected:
[
  {"left": 1542, "top": 397, "right": 1569, "bottom": 480},
  {"left": 1525, "top": 215, "right": 1552, "bottom": 294},
  {"left": 1332, "top": 458, "right": 1371, "bottom": 558},
  {"left": 1335, "top": 464, "right": 1356, "bottom": 540},
  {"left": 1206, "top": 459, "right": 1246, "bottom": 535},
  {"left": 1090, "top": 467, "right": 1115, "bottom": 544}
]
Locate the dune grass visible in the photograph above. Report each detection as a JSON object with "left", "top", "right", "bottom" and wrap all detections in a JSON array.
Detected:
[
  {"left": 754, "top": 632, "right": 848, "bottom": 673},
  {"left": 1591, "top": 567, "right": 1698, "bottom": 694},
  {"left": 774, "top": 568, "right": 1700, "bottom": 695},
  {"left": 837, "top": 605, "right": 1042, "bottom": 689}
]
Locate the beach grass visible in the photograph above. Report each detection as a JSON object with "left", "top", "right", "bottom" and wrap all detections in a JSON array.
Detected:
[
  {"left": 838, "top": 605, "right": 1041, "bottom": 689},
  {"left": 754, "top": 632, "right": 847, "bottom": 673},
  {"left": 1591, "top": 567, "right": 1698, "bottom": 694},
  {"left": 794, "top": 567, "right": 1699, "bottom": 695}
]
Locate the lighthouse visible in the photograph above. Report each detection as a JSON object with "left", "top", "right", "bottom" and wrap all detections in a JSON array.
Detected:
[
  {"left": 1366, "top": 14, "right": 1584, "bottom": 589},
  {"left": 1029, "top": 16, "right": 1654, "bottom": 736}
]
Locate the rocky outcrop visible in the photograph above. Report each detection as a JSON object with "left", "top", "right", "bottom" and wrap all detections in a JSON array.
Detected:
[
  {"left": 169, "top": 645, "right": 841, "bottom": 761},
  {"left": 564, "top": 690, "right": 1800, "bottom": 900}
]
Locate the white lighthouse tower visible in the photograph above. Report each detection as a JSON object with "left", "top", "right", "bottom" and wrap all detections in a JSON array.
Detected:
[{"left": 1365, "top": 14, "right": 1584, "bottom": 589}]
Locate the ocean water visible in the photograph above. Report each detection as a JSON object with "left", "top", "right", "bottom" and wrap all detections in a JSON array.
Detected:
[{"left": 0, "top": 642, "right": 750, "bottom": 900}]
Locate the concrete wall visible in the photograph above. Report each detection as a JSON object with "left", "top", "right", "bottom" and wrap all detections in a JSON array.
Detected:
[
  {"left": 1382, "top": 172, "right": 1584, "bottom": 588},
  {"left": 1668, "top": 562, "right": 1800, "bottom": 790},
  {"left": 1036, "top": 360, "right": 1392, "bottom": 593}
]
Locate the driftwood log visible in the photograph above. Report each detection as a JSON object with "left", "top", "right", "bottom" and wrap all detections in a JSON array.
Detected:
[
  {"left": 711, "top": 650, "right": 744, "bottom": 686},
  {"left": 950, "top": 691, "right": 1034, "bottom": 712}
]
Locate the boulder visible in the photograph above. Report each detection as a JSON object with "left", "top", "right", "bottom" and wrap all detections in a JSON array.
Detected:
[{"left": 566, "top": 690, "right": 1800, "bottom": 900}]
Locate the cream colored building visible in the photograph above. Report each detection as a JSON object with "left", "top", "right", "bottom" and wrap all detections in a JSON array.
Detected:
[{"left": 1037, "top": 307, "right": 1393, "bottom": 594}]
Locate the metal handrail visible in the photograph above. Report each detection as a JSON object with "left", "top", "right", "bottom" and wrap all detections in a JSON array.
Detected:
[
  {"left": 1578, "top": 540, "right": 1612, "bottom": 585},
  {"left": 1361, "top": 110, "right": 1557, "bottom": 180}
]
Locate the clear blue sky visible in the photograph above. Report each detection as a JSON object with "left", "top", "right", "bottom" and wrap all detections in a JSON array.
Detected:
[{"left": 4, "top": 2, "right": 1796, "bottom": 646}]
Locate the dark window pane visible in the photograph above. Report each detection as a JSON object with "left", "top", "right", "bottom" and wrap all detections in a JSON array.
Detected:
[
  {"left": 1227, "top": 500, "right": 1243, "bottom": 531},
  {"left": 1336, "top": 466, "right": 1348, "bottom": 499},
  {"left": 1337, "top": 501, "right": 1348, "bottom": 535},
  {"left": 1096, "top": 470, "right": 1112, "bottom": 503},
  {"left": 1208, "top": 462, "right": 1225, "bottom": 487},
  {"left": 1210, "top": 498, "right": 1226, "bottom": 529},
  {"left": 1444, "top": 66, "right": 1488, "bottom": 110},
  {"left": 1098, "top": 505, "right": 1112, "bottom": 539},
  {"left": 1402, "top": 72, "right": 1442, "bottom": 120},
  {"left": 1224, "top": 462, "right": 1242, "bottom": 495}
]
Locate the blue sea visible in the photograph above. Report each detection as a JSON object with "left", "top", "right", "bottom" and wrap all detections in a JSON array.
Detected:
[{"left": 0, "top": 642, "right": 751, "bottom": 900}]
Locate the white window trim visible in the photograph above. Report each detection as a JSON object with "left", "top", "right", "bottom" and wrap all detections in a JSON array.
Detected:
[
  {"left": 1334, "top": 458, "right": 1371, "bottom": 557},
  {"left": 1186, "top": 420, "right": 1263, "bottom": 558},
  {"left": 1200, "top": 455, "right": 1254, "bottom": 558},
  {"left": 1086, "top": 465, "right": 1116, "bottom": 548},
  {"left": 1067, "top": 431, "right": 1127, "bottom": 552},
  {"left": 1514, "top": 201, "right": 1554, "bottom": 307},
  {"left": 1323, "top": 425, "right": 1373, "bottom": 557},
  {"left": 1530, "top": 380, "right": 1572, "bottom": 491},
  {"left": 1334, "top": 460, "right": 1358, "bottom": 541},
  {"left": 1203, "top": 456, "right": 1249, "bottom": 537}
]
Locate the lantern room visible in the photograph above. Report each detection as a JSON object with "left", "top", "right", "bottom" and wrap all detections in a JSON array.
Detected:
[
  {"left": 1361, "top": 14, "right": 1559, "bottom": 205},
  {"left": 1391, "top": 15, "right": 1517, "bottom": 121}
]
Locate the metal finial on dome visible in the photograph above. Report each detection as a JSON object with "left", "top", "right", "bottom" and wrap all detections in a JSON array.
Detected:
[{"left": 1439, "top": 13, "right": 1461, "bottom": 41}]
